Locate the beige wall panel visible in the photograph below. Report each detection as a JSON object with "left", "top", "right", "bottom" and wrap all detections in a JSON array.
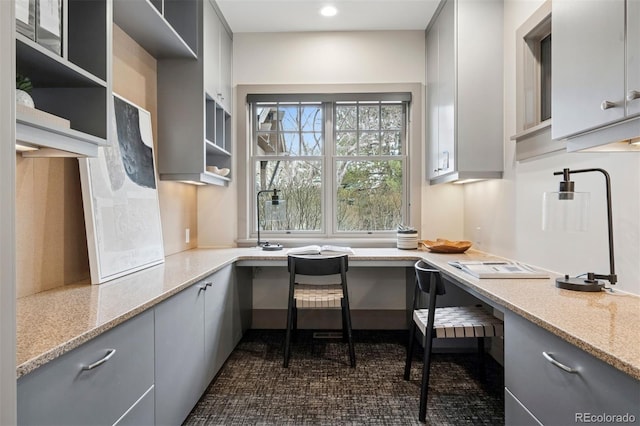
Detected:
[
  {"left": 113, "top": 24, "right": 197, "bottom": 256},
  {"left": 15, "top": 155, "right": 35, "bottom": 297},
  {"left": 15, "top": 157, "right": 89, "bottom": 298}
]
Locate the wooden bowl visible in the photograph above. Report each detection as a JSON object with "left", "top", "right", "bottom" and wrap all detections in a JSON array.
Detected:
[{"left": 420, "top": 238, "right": 472, "bottom": 253}]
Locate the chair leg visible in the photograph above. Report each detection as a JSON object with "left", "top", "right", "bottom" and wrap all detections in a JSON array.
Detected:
[
  {"left": 341, "top": 305, "right": 348, "bottom": 343},
  {"left": 419, "top": 335, "right": 434, "bottom": 422},
  {"left": 342, "top": 299, "right": 356, "bottom": 367},
  {"left": 292, "top": 305, "right": 298, "bottom": 342},
  {"left": 477, "top": 337, "right": 486, "bottom": 382},
  {"left": 403, "top": 320, "right": 417, "bottom": 380},
  {"left": 283, "top": 301, "right": 294, "bottom": 368}
]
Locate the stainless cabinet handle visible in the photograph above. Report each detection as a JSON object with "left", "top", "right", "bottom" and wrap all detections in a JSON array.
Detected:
[
  {"left": 627, "top": 90, "right": 640, "bottom": 101},
  {"left": 82, "top": 349, "right": 116, "bottom": 371},
  {"left": 542, "top": 351, "right": 578, "bottom": 373},
  {"left": 600, "top": 100, "right": 617, "bottom": 110}
]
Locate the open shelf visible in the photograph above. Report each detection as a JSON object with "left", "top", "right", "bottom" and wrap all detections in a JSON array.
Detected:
[{"left": 113, "top": 0, "right": 197, "bottom": 59}]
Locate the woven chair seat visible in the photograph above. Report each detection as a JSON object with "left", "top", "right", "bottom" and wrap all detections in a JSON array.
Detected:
[
  {"left": 413, "top": 306, "right": 504, "bottom": 339},
  {"left": 294, "top": 284, "right": 343, "bottom": 308}
]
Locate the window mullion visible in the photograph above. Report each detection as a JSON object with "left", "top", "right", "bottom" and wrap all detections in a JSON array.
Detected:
[{"left": 325, "top": 102, "right": 334, "bottom": 238}]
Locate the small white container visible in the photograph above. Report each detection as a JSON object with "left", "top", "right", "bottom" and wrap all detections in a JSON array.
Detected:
[{"left": 397, "top": 230, "right": 418, "bottom": 250}]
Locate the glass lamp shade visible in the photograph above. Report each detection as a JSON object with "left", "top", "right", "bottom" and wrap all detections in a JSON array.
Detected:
[
  {"left": 264, "top": 199, "right": 286, "bottom": 228},
  {"left": 542, "top": 191, "right": 590, "bottom": 232}
]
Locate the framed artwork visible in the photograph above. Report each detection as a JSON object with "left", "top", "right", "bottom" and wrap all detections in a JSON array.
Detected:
[{"left": 79, "top": 94, "right": 164, "bottom": 284}]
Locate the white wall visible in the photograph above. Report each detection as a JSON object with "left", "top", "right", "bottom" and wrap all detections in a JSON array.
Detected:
[
  {"left": 198, "top": 30, "right": 435, "bottom": 249},
  {"left": 198, "top": 30, "right": 432, "bottom": 312},
  {"left": 463, "top": 0, "right": 640, "bottom": 295},
  {"left": 233, "top": 31, "right": 426, "bottom": 85}
]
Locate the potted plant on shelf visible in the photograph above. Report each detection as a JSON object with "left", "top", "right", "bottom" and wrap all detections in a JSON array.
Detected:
[{"left": 16, "top": 74, "right": 35, "bottom": 108}]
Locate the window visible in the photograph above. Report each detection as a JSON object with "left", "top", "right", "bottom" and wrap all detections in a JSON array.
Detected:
[
  {"left": 539, "top": 33, "right": 552, "bottom": 122},
  {"left": 512, "top": 0, "right": 563, "bottom": 160},
  {"left": 250, "top": 95, "right": 409, "bottom": 239}
]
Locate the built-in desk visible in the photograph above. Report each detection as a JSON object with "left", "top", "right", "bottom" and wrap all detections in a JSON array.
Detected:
[
  {"left": 17, "top": 247, "right": 640, "bottom": 379},
  {"left": 16, "top": 247, "right": 640, "bottom": 424}
]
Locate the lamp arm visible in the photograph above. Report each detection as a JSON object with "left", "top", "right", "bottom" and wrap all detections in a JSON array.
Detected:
[{"left": 554, "top": 168, "right": 616, "bottom": 284}]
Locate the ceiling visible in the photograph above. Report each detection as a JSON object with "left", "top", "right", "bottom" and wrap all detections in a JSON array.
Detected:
[{"left": 215, "top": 0, "right": 440, "bottom": 33}]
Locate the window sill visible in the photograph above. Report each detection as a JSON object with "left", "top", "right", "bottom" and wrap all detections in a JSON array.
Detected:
[
  {"left": 510, "top": 120, "right": 565, "bottom": 161},
  {"left": 236, "top": 237, "right": 399, "bottom": 249}
]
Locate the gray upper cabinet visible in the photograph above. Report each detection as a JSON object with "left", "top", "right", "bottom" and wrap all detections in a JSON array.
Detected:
[
  {"left": 205, "top": 4, "right": 233, "bottom": 113},
  {"left": 552, "top": 0, "right": 640, "bottom": 151},
  {"left": 627, "top": 1, "right": 640, "bottom": 118},
  {"left": 426, "top": 0, "right": 504, "bottom": 185},
  {"left": 15, "top": 0, "right": 111, "bottom": 157},
  {"left": 157, "top": 0, "right": 233, "bottom": 186}
]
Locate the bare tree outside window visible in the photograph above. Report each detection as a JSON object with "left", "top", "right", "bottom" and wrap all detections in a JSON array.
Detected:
[{"left": 252, "top": 98, "right": 407, "bottom": 237}]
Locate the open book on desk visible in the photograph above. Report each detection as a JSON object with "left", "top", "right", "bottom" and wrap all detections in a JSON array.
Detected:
[
  {"left": 448, "top": 260, "right": 549, "bottom": 279},
  {"left": 287, "top": 245, "right": 355, "bottom": 255}
]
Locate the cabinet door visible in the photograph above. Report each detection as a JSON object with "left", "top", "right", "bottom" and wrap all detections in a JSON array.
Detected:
[
  {"left": 628, "top": 0, "right": 640, "bottom": 117},
  {"left": 203, "top": 0, "right": 221, "bottom": 98},
  {"left": 552, "top": 0, "right": 625, "bottom": 139},
  {"left": 437, "top": 0, "right": 455, "bottom": 176},
  {"left": 17, "top": 310, "right": 154, "bottom": 426},
  {"left": 219, "top": 26, "right": 233, "bottom": 112},
  {"left": 426, "top": 19, "right": 440, "bottom": 180},
  {"left": 203, "top": 267, "right": 228, "bottom": 387},
  {"left": 155, "top": 284, "right": 206, "bottom": 426}
]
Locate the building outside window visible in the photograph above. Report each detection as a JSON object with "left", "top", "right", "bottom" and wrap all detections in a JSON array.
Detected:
[{"left": 250, "top": 94, "right": 409, "bottom": 239}]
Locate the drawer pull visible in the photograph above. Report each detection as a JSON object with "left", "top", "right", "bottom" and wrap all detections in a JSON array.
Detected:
[
  {"left": 542, "top": 351, "right": 578, "bottom": 373},
  {"left": 199, "top": 282, "right": 213, "bottom": 292},
  {"left": 82, "top": 349, "right": 116, "bottom": 371}
]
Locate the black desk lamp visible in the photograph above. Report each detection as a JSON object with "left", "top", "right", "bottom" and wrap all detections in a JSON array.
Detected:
[
  {"left": 257, "top": 189, "right": 285, "bottom": 251},
  {"left": 543, "top": 168, "right": 617, "bottom": 292}
]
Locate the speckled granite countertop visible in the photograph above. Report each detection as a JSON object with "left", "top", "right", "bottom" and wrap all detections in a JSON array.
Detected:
[{"left": 16, "top": 247, "right": 640, "bottom": 381}]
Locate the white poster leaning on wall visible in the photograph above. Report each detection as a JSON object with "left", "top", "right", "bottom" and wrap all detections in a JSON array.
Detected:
[{"left": 79, "top": 93, "right": 164, "bottom": 284}]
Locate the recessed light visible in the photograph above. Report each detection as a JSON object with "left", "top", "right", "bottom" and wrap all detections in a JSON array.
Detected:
[{"left": 320, "top": 5, "right": 338, "bottom": 17}]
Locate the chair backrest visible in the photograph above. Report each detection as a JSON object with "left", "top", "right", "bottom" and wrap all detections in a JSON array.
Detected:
[
  {"left": 414, "top": 260, "right": 446, "bottom": 296},
  {"left": 288, "top": 254, "right": 349, "bottom": 276}
]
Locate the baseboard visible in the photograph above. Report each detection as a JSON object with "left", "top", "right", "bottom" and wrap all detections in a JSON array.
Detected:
[{"left": 251, "top": 309, "right": 407, "bottom": 330}]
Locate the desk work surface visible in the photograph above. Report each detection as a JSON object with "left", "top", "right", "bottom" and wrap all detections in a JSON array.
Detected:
[{"left": 16, "top": 247, "right": 640, "bottom": 380}]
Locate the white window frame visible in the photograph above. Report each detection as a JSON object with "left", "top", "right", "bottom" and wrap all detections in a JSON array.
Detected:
[
  {"left": 248, "top": 95, "right": 409, "bottom": 241},
  {"left": 235, "top": 83, "right": 423, "bottom": 248}
]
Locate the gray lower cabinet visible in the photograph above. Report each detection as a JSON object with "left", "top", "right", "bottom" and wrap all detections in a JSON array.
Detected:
[
  {"left": 505, "top": 311, "right": 639, "bottom": 425},
  {"left": 154, "top": 281, "right": 206, "bottom": 426},
  {"left": 113, "top": 386, "right": 155, "bottom": 426},
  {"left": 17, "top": 309, "right": 155, "bottom": 426},
  {"left": 204, "top": 264, "right": 242, "bottom": 385},
  {"left": 155, "top": 264, "right": 249, "bottom": 426}
]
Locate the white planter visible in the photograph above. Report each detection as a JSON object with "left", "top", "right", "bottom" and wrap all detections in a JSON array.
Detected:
[{"left": 16, "top": 89, "right": 35, "bottom": 108}]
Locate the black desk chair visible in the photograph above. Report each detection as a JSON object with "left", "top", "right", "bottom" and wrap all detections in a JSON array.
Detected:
[
  {"left": 284, "top": 254, "right": 355, "bottom": 368},
  {"left": 404, "top": 260, "right": 503, "bottom": 422}
]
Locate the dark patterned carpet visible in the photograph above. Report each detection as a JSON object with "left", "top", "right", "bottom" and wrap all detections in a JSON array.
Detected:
[{"left": 183, "top": 330, "right": 504, "bottom": 425}]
